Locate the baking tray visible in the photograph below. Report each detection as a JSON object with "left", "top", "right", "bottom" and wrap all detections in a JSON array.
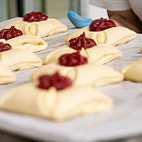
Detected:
[{"left": 0, "top": 18, "right": 142, "bottom": 142}]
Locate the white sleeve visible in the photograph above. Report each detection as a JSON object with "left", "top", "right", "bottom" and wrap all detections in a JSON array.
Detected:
[
  {"left": 129, "top": 0, "right": 142, "bottom": 22},
  {"left": 89, "top": 0, "right": 131, "bottom": 11}
]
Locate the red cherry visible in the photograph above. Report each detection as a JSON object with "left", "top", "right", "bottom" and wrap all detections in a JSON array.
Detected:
[
  {"left": 0, "top": 42, "right": 12, "bottom": 52},
  {"left": 0, "top": 26, "right": 23, "bottom": 40},
  {"left": 59, "top": 51, "right": 88, "bottom": 66},
  {"left": 89, "top": 18, "right": 116, "bottom": 31},
  {"left": 23, "top": 11, "right": 48, "bottom": 22},
  {"left": 38, "top": 72, "right": 72, "bottom": 90},
  {"left": 69, "top": 32, "right": 96, "bottom": 50}
]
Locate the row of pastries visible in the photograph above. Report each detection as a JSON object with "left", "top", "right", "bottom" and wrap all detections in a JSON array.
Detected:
[{"left": 0, "top": 11, "right": 141, "bottom": 121}]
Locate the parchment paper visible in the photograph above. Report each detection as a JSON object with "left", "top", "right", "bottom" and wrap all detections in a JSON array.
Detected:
[{"left": 0, "top": 18, "right": 142, "bottom": 142}]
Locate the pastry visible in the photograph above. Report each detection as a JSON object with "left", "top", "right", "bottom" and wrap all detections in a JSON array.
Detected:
[
  {"left": 0, "top": 65, "right": 16, "bottom": 84},
  {"left": 31, "top": 62, "right": 123, "bottom": 87},
  {"left": 0, "top": 26, "right": 48, "bottom": 52},
  {"left": 0, "top": 72, "right": 113, "bottom": 121},
  {"left": 43, "top": 44, "right": 122, "bottom": 65},
  {"left": 120, "top": 59, "right": 142, "bottom": 82},
  {"left": 65, "top": 18, "right": 136, "bottom": 46},
  {"left": 4, "top": 11, "right": 67, "bottom": 38},
  {"left": 0, "top": 42, "right": 42, "bottom": 71}
]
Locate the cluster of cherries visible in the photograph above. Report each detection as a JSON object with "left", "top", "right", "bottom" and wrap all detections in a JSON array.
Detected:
[
  {"left": 59, "top": 51, "right": 87, "bottom": 66},
  {"left": 89, "top": 17, "right": 116, "bottom": 32},
  {"left": 0, "top": 26, "right": 23, "bottom": 40},
  {"left": 23, "top": 11, "right": 48, "bottom": 22},
  {"left": 69, "top": 32, "right": 96, "bottom": 50},
  {"left": 0, "top": 42, "right": 12, "bottom": 52},
  {"left": 38, "top": 72, "right": 72, "bottom": 90}
]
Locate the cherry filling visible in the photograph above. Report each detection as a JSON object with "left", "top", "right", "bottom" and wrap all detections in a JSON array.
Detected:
[
  {"left": 38, "top": 72, "right": 72, "bottom": 90},
  {"left": 23, "top": 11, "right": 48, "bottom": 22},
  {"left": 0, "top": 26, "right": 23, "bottom": 40},
  {"left": 69, "top": 32, "right": 96, "bottom": 50},
  {"left": 89, "top": 18, "right": 116, "bottom": 32},
  {"left": 59, "top": 51, "right": 88, "bottom": 66},
  {"left": 0, "top": 42, "right": 12, "bottom": 52}
]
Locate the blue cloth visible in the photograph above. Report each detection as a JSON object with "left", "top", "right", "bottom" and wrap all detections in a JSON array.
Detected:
[{"left": 68, "top": 11, "right": 93, "bottom": 28}]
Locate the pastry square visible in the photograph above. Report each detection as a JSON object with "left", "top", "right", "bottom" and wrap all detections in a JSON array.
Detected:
[
  {"left": 0, "top": 82, "right": 113, "bottom": 121},
  {"left": 0, "top": 26, "right": 48, "bottom": 53},
  {"left": 31, "top": 63, "right": 123, "bottom": 87},
  {"left": 43, "top": 44, "right": 122, "bottom": 65},
  {"left": 120, "top": 59, "right": 142, "bottom": 82},
  {"left": 65, "top": 26, "right": 136, "bottom": 46},
  {"left": 0, "top": 65, "right": 16, "bottom": 84},
  {"left": 0, "top": 49, "right": 42, "bottom": 71},
  {"left": 4, "top": 18, "right": 67, "bottom": 38}
]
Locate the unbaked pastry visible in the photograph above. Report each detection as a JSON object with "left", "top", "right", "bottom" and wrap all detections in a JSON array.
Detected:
[
  {"left": 0, "top": 33, "right": 48, "bottom": 53},
  {"left": 0, "top": 65, "right": 16, "bottom": 84},
  {"left": 0, "top": 83, "right": 113, "bottom": 121},
  {"left": 65, "top": 26, "right": 136, "bottom": 46},
  {"left": 0, "top": 49, "right": 42, "bottom": 71},
  {"left": 31, "top": 63, "right": 123, "bottom": 87},
  {"left": 4, "top": 18, "right": 67, "bottom": 38},
  {"left": 43, "top": 44, "right": 122, "bottom": 65},
  {"left": 120, "top": 59, "right": 142, "bottom": 82}
]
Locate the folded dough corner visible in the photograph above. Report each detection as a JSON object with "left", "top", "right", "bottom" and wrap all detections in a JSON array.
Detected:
[{"left": 0, "top": 83, "right": 113, "bottom": 121}]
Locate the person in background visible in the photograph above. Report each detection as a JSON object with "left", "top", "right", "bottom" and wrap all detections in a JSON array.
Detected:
[{"left": 68, "top": 0, "right": 142, "bottom": 33}]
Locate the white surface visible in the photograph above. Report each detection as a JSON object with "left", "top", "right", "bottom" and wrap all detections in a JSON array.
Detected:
[{"left": 0, "top": 18, "right": 142, "bottom": 142}]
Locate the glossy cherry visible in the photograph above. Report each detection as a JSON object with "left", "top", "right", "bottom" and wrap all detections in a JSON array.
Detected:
[
  {"left": 0, "top": 42, "right": 12, "bottom": 52},
  {"left": 89, "top": 18, "right": 116, "bottom": 31},
  {"left": 0, "top": 26, "right": 23, "bottom": 40},
  {"left": 59, "top": 51, "right": 88, "bottom": 66},
  {"left": 23, "top": 11, "right": 48, "bottom": 22},
  {"left": 69, "top": 32, "right": 96, "bottom": 50},
  {"left": 38, "top": 72, "right": 72, "bottom": 90}
]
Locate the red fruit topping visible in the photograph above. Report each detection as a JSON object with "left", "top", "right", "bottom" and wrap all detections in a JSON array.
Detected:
[
  {"left": 0, "top": 42, "right": 12, "bottom": 52},
  {"left": 38, "top": 72, "right": 72, "bottom": 90},
  {"left": 89, "top": 18, "right": 116, "bottom": 31},
  {"left": 69, "top": 32, "right": 96, "bottom": 50},
  {"left": 23, "top": 11, "right": 48, "bottom": 22},
  {"left": 0, "top": 26, "right": 23, "bottom": 40},
  {"left": 59, "top": 51, "right": 88, "bottom": 66}
]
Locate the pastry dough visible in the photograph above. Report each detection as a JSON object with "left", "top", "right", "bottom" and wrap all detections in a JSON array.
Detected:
[
  {"left": 43, "top": 44, "right": 122, "bottom": 65},
  {"left": 0, "top": 35, "right": 47, "bottom": 53},
  {"left": 120, "top": 59, "right": 142, "bottom": 82},
  {"left": 0, "top": 65, "right": 16, "bottom": 84},
  {"left": 0, "top": 49, "right": 42, "bottom": 71},
  {"left": 4, "top": 18, "right": 67, "bottom": 38},
  {"left": 0, "top": 83, "right": 113, "bottom": 120},
  {"left": 31, "top": 63, "right": 123, "bottom": 87},
  {"left": 65, "top": 26, "right": 136, "bottom": 46}
]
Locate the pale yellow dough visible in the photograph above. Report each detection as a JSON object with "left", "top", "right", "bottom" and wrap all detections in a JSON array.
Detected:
[
  {"left": 65, "top": 26, "right": 136, "bottom": 46},
  {"left": 0, "top": 35, "right": 48, "bottom": 53},
  {"left": 120, "top": 59, "right": 142, "bottom": 82},
  {"left": 43, "top": 44, "right": 122, "bottom": 65},
  {"left": 4, "top": 18, "right": 67, "bottom": 38},
  {"left": 0, "top": 49, "right": 42, "bottom": 71},
  {"left": 0, "top": 83, "right": 113, "bottom": 121},
  {"left": 31, "top": 63, "right": 123, "bottom": 87},
  {"left": 0, "top": 65, "right": 16, "bottom": 84}
]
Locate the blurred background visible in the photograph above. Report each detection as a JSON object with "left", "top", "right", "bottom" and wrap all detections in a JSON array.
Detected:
[{"left": 0, "top": 0, "right": 108, "bottom": 22}]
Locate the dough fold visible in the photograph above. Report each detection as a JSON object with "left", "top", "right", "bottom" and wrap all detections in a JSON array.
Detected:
[
  {"left": 120, "top": 59, "right": 142, "bottom": 82},
  {"left": 0, "top": 49, "right": 42, "bottom": 71},
  {"left": 0, "top": 65, "right": 16, "bottom": 84},
  {"left": 3, "top": 35, "right": 48, "bottom": 52},
  {"left": 43, "top": 44, "right": 122, "bottom": 65},
  {"left": 4, "top": 18, "right": 67, "bottom": 38},
  {"left": 0, "top": 83, "right": 113, "bottom": 121},
  {"left": 31, "top": 63, "right": 123, "bottom": 87},
  {"left": 65, "top": 26, "right": 136, "bottom": 46}
]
